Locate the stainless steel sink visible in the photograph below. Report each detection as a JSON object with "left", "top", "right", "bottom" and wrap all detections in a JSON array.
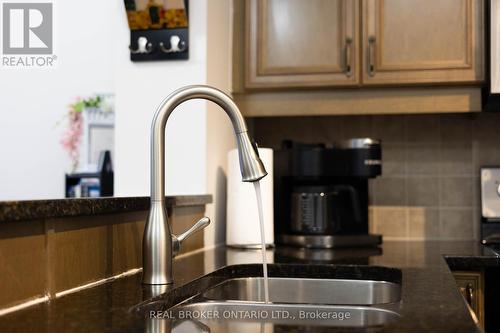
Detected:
[
  {"left": 202, "top": 277, "right": 401, "bottom": 305},
  {"left": 168, "top": 301, "right": 400, "bottom": 329},
  {"left": 135, "top": 264, "right": 403, "bottom": 331}
]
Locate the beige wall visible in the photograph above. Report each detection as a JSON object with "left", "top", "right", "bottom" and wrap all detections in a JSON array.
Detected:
[
  {"left": 205, "top": 0, "right": 237, "bottom": 247},
  {"left": 252, "top": 112, "right": 500, "bottom": 241}
]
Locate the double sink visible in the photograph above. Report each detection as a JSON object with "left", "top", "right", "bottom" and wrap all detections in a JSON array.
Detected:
[{"left": 134, "top": 264, "right": 402, "bottom": 331}]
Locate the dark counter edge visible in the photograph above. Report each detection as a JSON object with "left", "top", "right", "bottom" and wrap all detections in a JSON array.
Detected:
[{"left": 0, "top": 195, "right": 212, "bottom": 223}]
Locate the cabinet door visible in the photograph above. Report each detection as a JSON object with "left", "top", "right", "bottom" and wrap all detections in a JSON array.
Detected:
[
  {"left": 362, "top": 0, "right": 484, "bottom": 85},
  {"left": 246, "top": 0, "right": 359, "bottom": 88}
]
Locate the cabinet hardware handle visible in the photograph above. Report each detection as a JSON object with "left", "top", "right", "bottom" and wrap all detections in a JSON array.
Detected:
[
  {"left": 460, "top": 283, "right": 475, "bottom": 307},
  {"left": 465, "top": 283, "right": 474, "bottom": 306},
  {"left": 368, "top": 36, "right": 376, "bottom": 76},
  {"left": 345, "top": 37, "right": 353, "bottom": 77}
]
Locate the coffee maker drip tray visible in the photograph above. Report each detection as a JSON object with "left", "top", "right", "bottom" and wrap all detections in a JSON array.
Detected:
[{"left": 279, "top": 234, "right": 382, "bottom": 249}]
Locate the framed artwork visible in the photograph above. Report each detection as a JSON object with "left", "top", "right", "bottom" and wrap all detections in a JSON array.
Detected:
[{"left": 125, "top": 0, "right": 188, "bottom": 30}]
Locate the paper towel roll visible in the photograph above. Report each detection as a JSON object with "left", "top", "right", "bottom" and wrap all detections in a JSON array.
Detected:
[{"left": 226, "top": 148, "right": 274, "bottom": 248}]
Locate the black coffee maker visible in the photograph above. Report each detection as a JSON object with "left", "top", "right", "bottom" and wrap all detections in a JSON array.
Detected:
[{"left": 274, "top": 139, "right": 382, "bottom": 248}]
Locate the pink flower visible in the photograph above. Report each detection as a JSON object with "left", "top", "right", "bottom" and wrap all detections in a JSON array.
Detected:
[{"left": 60, "top": 104, "right": 83, "bottom": 172}]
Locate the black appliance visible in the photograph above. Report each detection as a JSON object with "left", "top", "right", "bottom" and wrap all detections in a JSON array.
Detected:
[
  {"left": 480, "top": 167, "right": 500, "bottom": 245},
  {"left": 274, "top": 139, "right": 382, "bottom": 248}
]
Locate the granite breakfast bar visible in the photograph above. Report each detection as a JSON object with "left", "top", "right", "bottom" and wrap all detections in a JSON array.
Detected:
[{"left": 0, "top": 195, "right": 212, "bottom": 314}]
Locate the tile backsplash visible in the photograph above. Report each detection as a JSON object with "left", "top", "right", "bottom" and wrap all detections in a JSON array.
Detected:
[{"left": 251, "top": 113, "right": 500, "bottom": 241}]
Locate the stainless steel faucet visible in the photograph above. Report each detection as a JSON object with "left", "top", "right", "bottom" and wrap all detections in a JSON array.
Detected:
[{"left": 143, "top": 85, "right": 268, "bottom": 285}]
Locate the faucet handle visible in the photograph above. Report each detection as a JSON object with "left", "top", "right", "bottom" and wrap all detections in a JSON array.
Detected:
[{"left": 172, "top": 217, "right": 210, "bottom": 256}]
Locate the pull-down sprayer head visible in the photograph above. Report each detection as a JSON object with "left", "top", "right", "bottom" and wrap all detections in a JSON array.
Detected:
[{"left": 235, "top": 131, "right": 267, "bottom": 182}]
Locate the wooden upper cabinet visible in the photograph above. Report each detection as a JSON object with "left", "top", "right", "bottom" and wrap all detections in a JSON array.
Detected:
[
  {"left": 362, "top": 0, "right": 484, "bottom": 85},
  {"left": 245, "top": 0, "right": 360, "bottom": 88}
]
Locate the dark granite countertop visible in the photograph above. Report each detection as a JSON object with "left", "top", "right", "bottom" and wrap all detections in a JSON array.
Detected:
[
  {"left": 0, "top": 195, "right": 212, "bottom": 223},
  {"left": 1, "top": 241, "right": 498, "bottom": 332}
]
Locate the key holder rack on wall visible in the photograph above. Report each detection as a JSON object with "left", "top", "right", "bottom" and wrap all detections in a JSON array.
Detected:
[
  {"left": 125, "top": 0, "right": 189, "bottom": 62},
  {"left": 129, "top": 28, "right": 188, "bottom": 61}
]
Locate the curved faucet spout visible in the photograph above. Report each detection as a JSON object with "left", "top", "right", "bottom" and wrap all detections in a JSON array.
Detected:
[
  {"left": 143, "top": 85, "right": 268, "bottom": 285},
  {"left": 150, "top": 85, "right": 267, "bottom": 202}
]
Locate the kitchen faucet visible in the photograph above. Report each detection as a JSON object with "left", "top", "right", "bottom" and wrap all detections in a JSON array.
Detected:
[{"left": 143, "top": 85, "right": 268, "bottom": 285}]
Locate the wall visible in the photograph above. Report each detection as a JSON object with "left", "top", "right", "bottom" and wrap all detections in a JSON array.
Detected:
[
  {"left": 0, "top": 0, "right": 120, "bottom": 200},
  {"left": 114, "top": 0, "right": 235, "bottom": 247},
  {"left": 114, "top": 0, "right": 235, "bottom": 249},
  {"left": 252, "top": 113, "right": 500, "bottom": 241},
  {"left": 114, "top": 0, "right": 208, "bottom": 198},
  {"left": 0, "top": 0, "right": 221, "bottom": 201},
  {"left": 205, "top": 0, "right": 236, "bottom": 247}
]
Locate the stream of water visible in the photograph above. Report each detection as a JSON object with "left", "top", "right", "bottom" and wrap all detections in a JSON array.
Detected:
[{"left": 253, "top": 181, "right": 270, "bottom": 303}]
